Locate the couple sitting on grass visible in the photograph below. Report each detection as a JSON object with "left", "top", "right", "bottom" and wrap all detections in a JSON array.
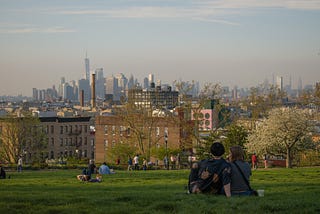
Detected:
[
  {"left": 188, "top": 142, "right": 254, "bottom": 197},
  {"left": 77, "top": 162, "right": 115, "bottom": 182}
]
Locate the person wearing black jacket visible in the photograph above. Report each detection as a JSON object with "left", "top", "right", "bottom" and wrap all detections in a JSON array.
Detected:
[{"left": 188, "top": 142, "right": 231, "bottom": 197}]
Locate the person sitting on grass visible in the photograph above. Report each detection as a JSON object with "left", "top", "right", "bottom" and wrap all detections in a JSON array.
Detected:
[
  {"left": 188, "top": 142, "right": 231, "bottom": 197},
  {"left": 98, "top": 162, "right": 115, "bottom": 175},
  {"left": 228, "top": 146, "right": 253, "bottom": 196}
]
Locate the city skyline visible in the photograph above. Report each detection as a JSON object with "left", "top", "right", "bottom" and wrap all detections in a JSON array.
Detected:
[{"left": 1, "top": 0, "right": 320, "bottom": 96}]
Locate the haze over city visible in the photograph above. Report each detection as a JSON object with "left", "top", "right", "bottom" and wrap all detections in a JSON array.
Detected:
[{"left": 1, "top": 0, "right": 320, "bottom": 97}]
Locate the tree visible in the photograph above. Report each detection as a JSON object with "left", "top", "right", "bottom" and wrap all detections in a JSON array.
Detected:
[
  {"left": 113, "top": 101, "right": 165, "bottom": 161},
  {"left": 173, "top": 81, "right": 228, "bottom": 151},
  {"left": 0, "top": 113, "right": 47, "bottom": 164},
  {"left": 246, "top": 107, "right": 312, "bottom": 168},
  {"left": 223, "top": 124, "right": 248, "bottom": 157},
  {"left": 106, "top": 142, "right": 136, "bottom": 166}
]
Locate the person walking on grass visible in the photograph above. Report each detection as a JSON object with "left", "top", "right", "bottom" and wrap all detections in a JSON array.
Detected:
[
  {"left": 133, "top": 154, "right": 139, "bottom": 170},
  {"left": 127, "top": 156, "right": 133, "bottom": 171},
  {"left": 17, "top": 156, "right": 23, "bottom": 172},
  {"left": 251, "top": 153, "right": 258, "bottom": 170}
]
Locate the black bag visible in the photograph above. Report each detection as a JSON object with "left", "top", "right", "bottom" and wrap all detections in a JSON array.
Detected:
[{"left": 250, "top": 190, "right": 258, "bottom": 196}]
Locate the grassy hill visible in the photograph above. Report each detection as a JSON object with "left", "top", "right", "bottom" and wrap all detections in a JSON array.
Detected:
[{"left": 0, "top": 167, "right": 319, "bottom": 213}]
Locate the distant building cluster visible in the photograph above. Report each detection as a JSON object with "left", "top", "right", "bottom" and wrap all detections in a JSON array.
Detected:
[
  {"left": 28, "top": 55, "right": 316, "bottom": 108},
  {"left": 0, "top": 55, "right": 319, "bottom": 165}
]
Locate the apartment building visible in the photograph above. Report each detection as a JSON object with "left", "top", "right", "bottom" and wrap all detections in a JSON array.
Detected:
[{"left": 40, "top": 116, "right": 95, "bottom": 161}]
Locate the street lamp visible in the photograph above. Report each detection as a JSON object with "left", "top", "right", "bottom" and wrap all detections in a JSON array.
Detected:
[{"left": 164, "top": 128, "right": 169, "bottom": 170}]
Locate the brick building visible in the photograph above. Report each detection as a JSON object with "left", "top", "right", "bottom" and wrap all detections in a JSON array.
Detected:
[
  {"left": 40, "top": 117, "right": 95, "bottom": 161},
  {"left": 95, "top": 114, "right": 193, "bottom": 163}
]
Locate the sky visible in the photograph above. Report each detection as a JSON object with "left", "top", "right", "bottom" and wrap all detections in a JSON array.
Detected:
[{"left": 0, "top": 0, "right": 320, "bottom": 96}]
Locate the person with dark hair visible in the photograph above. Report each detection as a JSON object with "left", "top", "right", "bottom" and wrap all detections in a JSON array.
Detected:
[
  {"left": 229, "top": 146, "right": 252, "bottom": 196},
  {"left": 88, "top": 159, "right": 96, "bottom": 178},
  {"left": 0, "top": 165, "right": 6, "bottom": 179},
  {"left": 188, "top": 142, "right": 231, "bottom": 197}
]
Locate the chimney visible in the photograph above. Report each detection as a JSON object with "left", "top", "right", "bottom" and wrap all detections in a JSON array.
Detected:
[
  {"left": 80, "top": 90, "right": 84, "bottom": 107},
  {"left": 91, "top": 73, "right": 96, "bottom": 108}
]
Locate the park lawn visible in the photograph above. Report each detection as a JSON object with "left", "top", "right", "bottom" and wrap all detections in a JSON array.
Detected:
[{"left": 0, "top": 167, "right": 319, "bottom": 214}]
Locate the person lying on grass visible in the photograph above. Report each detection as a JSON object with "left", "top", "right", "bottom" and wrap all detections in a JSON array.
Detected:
[
  {"left": 77, "top": 168, "right": 91, "bottom": 181},
  {"left": 77, "top": 174, "right": 102, "bottom": 183}
]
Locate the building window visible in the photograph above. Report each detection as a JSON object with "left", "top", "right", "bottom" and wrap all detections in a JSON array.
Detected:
[
  {"left": 205, "top": 113, "right": 210, "bottom": 119},
  {"left": 112, "top": 126, "right": 115, "bottom": 135},
  {"left": 65, "top": 126, "right": 68, "bottom": 133},
  {"left": 104, "top": 125, "right": 108, "bottom": 135},
  {"left": 70, "top": 125, "right": 72, "bottom": 133},
  {"left": 60, "top": 138, "right": 63, "bottom": 147},
  {"left": 60, "top": 126, "right": 63, "bottom": 134},
  {"left": 50, "top": 125, "right": 54, "bottom": 134},
  {"left": 104, "top": 140, "right": 108, "bottom": 150},
  {"left": 84, "top": 137, "right": 87, "bottom": 145},
  {"left": 91, "top": 139, "right": 94, "bottom": 146},
  {"left": 84, "top": 125, "right": 88, "bottom": 133},
  {"left": 51, "top": 138, "right": 54, "bottom": 146}
]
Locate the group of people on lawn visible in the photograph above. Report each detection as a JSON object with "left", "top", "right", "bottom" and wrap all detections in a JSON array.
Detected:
[
  {"left": 76, "top": 160, "right": 115, "bottom": 182},
  {"left": 76, "top": 142, "right": 255, "bottom": 197}
]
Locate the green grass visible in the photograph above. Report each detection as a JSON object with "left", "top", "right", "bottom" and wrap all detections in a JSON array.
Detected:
[{"left": 0, "top": 167, "right": 320, "bottom": 214}]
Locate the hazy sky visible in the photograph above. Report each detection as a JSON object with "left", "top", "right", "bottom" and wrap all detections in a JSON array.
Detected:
[{"left": 1, "top": 0, "right": 320, "bottom": 96}]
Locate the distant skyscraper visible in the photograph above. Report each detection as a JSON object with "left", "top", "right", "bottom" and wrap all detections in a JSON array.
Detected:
[
  {"left": 58, "top": 77, "right": 66, "bottom": 97},
  {"left": 106, "top": 75, "right": 119, "bottom": 101},
  {"left": 95, "top": 68, "right": 105, "bottom": 99},
  {"left": 143, "top": 77, "right": 149, "bottom": 89},
  {"left": 32, "top": 88, "right": 39, "bottom": 101},
  {"left": 148, "top": 74, "right": 154, "bottom": 85},
  {"left": 63, "top": 83, "right": 74, "bottom": 101},
  {"left": 298, "top": 77, "right": 303, "bottom": 92},
  {"left": 85, "top": 52, "right": 90, "bottom": 80},
  {"left": 232, "top": 86, "right": 238, "bottom": 101},
  {"left": 127, "top": 74, "right": 135, "bottom": 90},
  {"left": 276, "top": 76, "right": 283, "bottom": 91},
  {"left": 156, "top": 80, "right": 161, "bottom": 87},
  {"left": 78, "top": 79, "right": 90, "bottom": 103}
]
